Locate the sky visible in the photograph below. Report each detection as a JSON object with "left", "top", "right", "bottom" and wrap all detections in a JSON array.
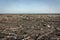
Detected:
[{"left": 0, "top": 0, "right": 60, "bottom": 13}]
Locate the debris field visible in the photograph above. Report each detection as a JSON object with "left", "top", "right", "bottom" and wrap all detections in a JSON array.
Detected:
[{"left": 0, "top": 14, "right": 60, "bottom": 40}]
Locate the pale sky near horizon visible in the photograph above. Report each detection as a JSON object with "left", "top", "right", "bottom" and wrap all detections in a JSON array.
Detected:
[{"left": 0, "top": 0, "right": 60, "bottom": 13}]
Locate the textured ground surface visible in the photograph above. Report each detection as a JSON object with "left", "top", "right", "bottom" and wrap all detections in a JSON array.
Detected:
[{"left": 0, "top": 14, "right": 60, "bottom": 40}]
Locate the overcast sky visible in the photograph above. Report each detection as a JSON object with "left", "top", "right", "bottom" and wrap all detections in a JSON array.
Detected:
[{"left": 0, "top": 0, "right": 60, "bottom": 13}]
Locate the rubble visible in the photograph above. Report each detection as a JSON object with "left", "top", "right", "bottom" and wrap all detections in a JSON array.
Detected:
[{"left": 0, "top": 14, "right": 60, "bottom": 40}]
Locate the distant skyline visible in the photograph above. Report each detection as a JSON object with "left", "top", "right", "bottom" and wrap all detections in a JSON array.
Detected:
[{"left": 0, "top": 0, "right": 60, "bottom": 13}]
